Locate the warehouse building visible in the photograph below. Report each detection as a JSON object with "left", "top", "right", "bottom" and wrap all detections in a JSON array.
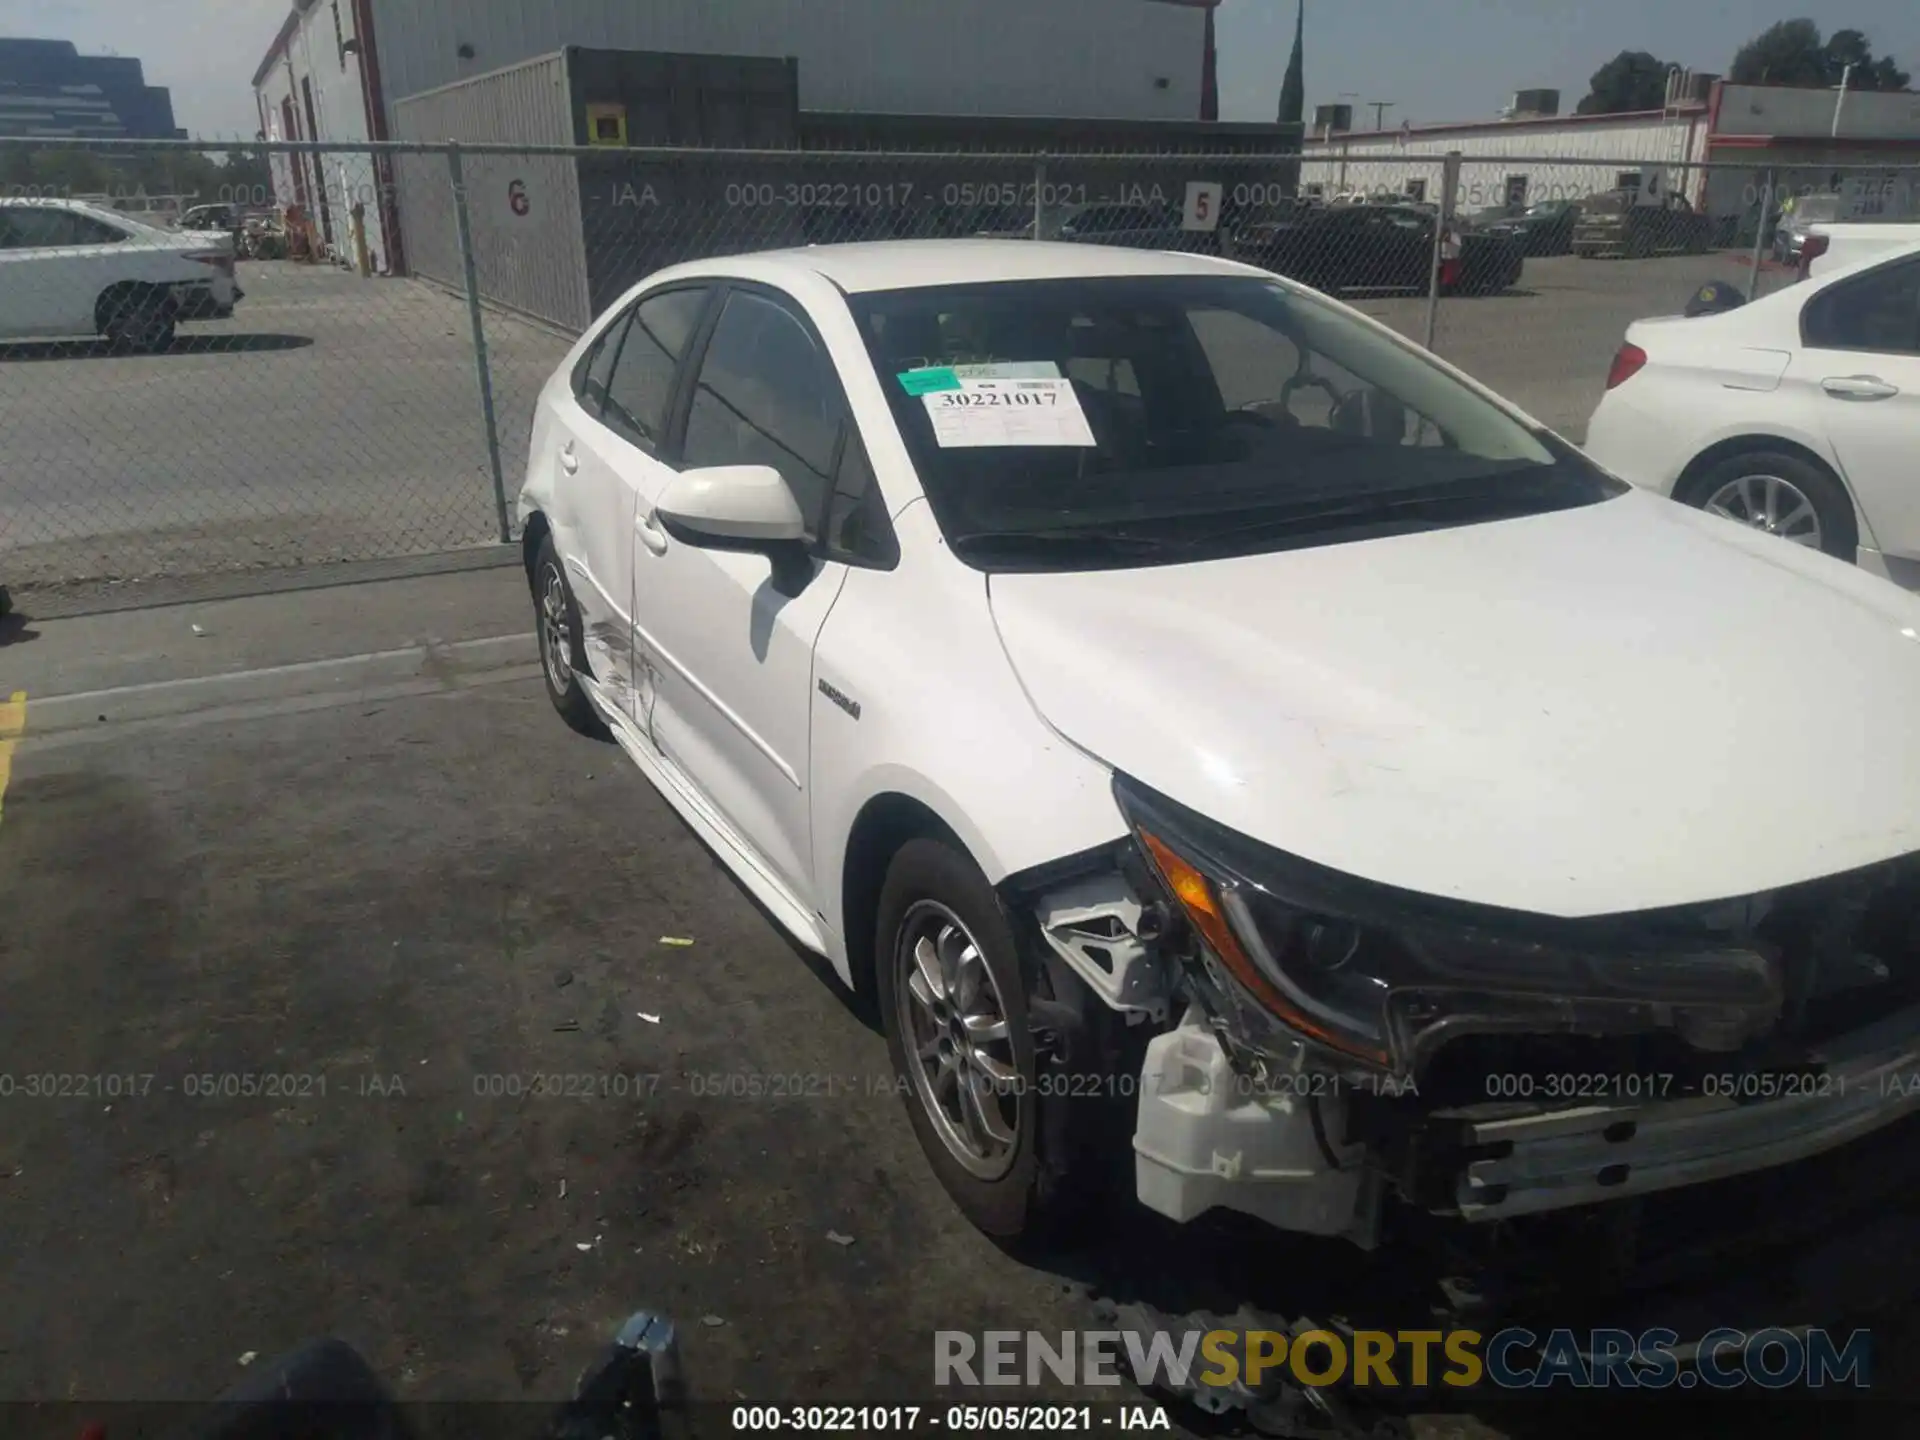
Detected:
[
  {"left": 1302, "top": 78, "right": 1920, "bottom": 221},
  {"left": 0, "top": 37, "right": 186, "bottom": 139},
  {"left": 248, "top": 0, "right": 1289, "bottom": 329},
  {"left": 256, "top": 0, "right": 1221, "bottom": 142},
  {"left": 252, "top": 1, "right": 399, "bottom": 276},
  {"left": 385, "top": 46, "right": 1291, "bottom": 331}
]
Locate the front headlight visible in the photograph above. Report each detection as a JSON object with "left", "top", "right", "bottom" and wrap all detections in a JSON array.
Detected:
[{"left": 1115, "top": 776, "right": 1784, "bottom": 1077}]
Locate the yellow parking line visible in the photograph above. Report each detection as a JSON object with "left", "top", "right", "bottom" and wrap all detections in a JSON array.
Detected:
[{"left": 0, "top": 691, "right": 26, "bottom": 827}]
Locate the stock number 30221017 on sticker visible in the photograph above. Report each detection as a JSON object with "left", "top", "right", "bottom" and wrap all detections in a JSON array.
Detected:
[{"left": 928, "top": 389, "right": 1059, "bottom": 409}]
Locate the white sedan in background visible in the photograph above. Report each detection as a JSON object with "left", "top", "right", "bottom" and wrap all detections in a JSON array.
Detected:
[
  {"left": 518, "top": 239, "right": 1920, "bottom": 1268},
  {"left": 1584, "top": 243, "right": 1920, "bottom": 582},
  {"left": 0, "top": 197, "right": 242, "bottom": 351}
]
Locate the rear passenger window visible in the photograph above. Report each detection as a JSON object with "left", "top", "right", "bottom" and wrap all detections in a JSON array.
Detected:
[
  {"left": 600, "top": 287, "right": 711, "bottom": 451},
  {"left": 1803, "top": 258, "right": 1920, "bottom": 355},
  {"left": 572, "top": 311, "right": 630, "bottom": 416},
  {"left": 0, "top": 206, "right": 83, "bottom": 247}
]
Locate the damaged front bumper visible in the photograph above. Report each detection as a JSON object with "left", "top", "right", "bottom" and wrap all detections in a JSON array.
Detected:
[
  {"left": 1121, "top": 1003, "right": 1920, "bottom": 1249},
  {"left": 1437, "top": 1000, "right": 1920, "bottom": 1220},
  {"left": 1013, "top": 777, "right": 1920, "bottom": 1249}
]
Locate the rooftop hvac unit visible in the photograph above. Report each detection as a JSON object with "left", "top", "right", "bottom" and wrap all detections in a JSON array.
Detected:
[
  {"left": 1507, "top": 88, "right": 1560, "bottom": 118},
  {"left": 1312, "top": 103, "right": 1352, "bottom": 133},
  {"left": 1674, "top": 71, "right": 1717, "bottom": 105}
]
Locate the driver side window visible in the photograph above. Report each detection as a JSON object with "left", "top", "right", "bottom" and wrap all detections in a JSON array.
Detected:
[{"left": 680, "top": 291, "right": 841, "bottom": 545}]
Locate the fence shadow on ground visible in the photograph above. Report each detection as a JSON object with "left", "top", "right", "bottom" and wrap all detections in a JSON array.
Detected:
[{"left": 0, "top": 333, "right": 314, "bottom": 363}]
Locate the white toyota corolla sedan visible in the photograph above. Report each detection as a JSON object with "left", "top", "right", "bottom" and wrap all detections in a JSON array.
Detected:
[
  {"left": 1584, "top": 243, "right": 1919, "bottom": 583},
  {"left": 519, "top": 240, "right": 1920, "bottom": 1261}
]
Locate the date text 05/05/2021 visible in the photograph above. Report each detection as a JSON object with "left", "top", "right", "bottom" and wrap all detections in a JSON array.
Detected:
[{"left": 728, "top": 1405, "right": 1171, "bottom": 1433}]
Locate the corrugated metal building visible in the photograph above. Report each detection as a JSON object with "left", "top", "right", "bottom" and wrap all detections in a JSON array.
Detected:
[
  {"left": 1302, "top": 80, "right": 1920, "bottom": 219},
  {"left": 1301, "top": 99, "right": 1713, "bottom": 212},
  {"left": 387, "top": 48, "right": 1294, "bottom": 332},
  {"left": 358, "top": 0, "right": 1206, "bottom": 128},
  {"left": 389, "top": 53, "right": 592, "bottom": 330},
  {"left": 252, "top": 0, "right": 400, "bottom": 273},
  {"left": 256, "top": 0, "right": 1217, "bottom": 150},
  {"left": 250, "top": 0, "right": 1229, "bottom": 297}
]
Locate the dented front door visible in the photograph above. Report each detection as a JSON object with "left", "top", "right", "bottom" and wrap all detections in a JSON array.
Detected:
[{"left": 555, "top": 284, "right": 713, "bottom": 732}]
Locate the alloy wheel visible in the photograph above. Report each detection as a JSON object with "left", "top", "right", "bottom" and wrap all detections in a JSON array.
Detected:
[
  {"left": 539, "top": 564, "right": 573, "bottom": 689},
  {"left": 894, "top": 900, "right": 1020, "bottom": 1180},
  {"left": 1701, "top": 473, "right": 1822, "bottom": 548}
]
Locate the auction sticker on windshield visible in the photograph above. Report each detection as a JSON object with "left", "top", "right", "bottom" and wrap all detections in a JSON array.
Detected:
[{"left": 922, "top": 378, "right": 1096, "bottom": 448}]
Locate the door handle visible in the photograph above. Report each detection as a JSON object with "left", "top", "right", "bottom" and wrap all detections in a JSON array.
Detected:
[
  {"left": 559, "top": 442, "right": 579, "bottom": 474},
  {"left": 1822, "top": 375, "right": 1899, "bottom": 401},
  {"left": 635, "top": 509, "right": 669, "bottom": 556}
]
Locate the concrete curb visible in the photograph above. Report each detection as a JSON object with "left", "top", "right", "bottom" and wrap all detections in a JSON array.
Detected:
[{"left": 23, "top": 632, "right": 539, "bottom": 737}]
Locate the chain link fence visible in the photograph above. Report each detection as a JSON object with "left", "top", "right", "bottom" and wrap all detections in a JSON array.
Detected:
[{"left": 3, "top": 137, "right": 1915, "bottom": 613}]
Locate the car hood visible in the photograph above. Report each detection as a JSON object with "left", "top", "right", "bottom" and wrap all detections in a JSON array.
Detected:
[{"left": 987, "top": 490, "right": 1920, "bottom": 917}]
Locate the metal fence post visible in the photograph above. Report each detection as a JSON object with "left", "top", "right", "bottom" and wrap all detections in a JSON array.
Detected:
[
  {"left": 1423, "top": 150, "right": 1463, "bottom": 352},
  {"left": 1033, "top": 155, "right": 1047, "bottom": 240},
  {"left": 1746, "top": 168, "right": 1775, "bottom": 301},
  {"left": 447, "top": 142, "right": 511, "bottom": 545}
]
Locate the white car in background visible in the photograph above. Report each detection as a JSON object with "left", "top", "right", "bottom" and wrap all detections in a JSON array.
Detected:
[
  {"left": 1585, "top": 243, "right": 1919, "bottom": 581},
  {"left": 517, "top": 239, "right": 1920, "bottom": 1272},
  {"left": 0, "top": 197, "right": 242, "bottom": 352}
]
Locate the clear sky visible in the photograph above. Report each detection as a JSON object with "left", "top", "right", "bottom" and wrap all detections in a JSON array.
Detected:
[{"left": 3, "top": 0, "right": 1918, "bottom": 140}]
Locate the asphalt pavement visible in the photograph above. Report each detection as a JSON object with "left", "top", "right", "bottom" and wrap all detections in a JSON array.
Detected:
[
  {"left": 0, "top": 262, "right": 568, "bottom": 601},
  {"left": 1, "top": 567, "right": 1916, "bottom": 1436}
]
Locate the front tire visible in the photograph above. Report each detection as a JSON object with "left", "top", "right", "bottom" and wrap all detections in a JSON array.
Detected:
[
  {"left": 875, "top": 839, "right": 1119, "bottom": 1241},
  {"left": 531, "top": 534, "right": 607, "bottom": 737},
  {"left": 1680, "top": 449, "right": 1858, "bottom": 562}
]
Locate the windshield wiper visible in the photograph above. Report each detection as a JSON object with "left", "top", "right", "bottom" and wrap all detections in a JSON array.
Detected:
[
  {"left": 1172, "top": 472, "right": 1596, "bottom": 549},
  {"left": 948, "top": 527, "right": 1179, "bottom": 558}
]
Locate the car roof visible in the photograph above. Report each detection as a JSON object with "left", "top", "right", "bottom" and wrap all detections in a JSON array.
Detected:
[
  {"left": 1, "top": 195, "right": 149, "bottom": 226},
  {"left": 659, "top": 239, "right": 1260, "bottom": 295}
]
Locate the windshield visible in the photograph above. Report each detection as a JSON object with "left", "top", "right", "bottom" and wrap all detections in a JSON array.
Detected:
[{"left": 850, "top": 274, "right": 1617, "bottom": 571}]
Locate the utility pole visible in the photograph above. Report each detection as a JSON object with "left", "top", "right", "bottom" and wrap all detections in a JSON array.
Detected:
[
  {"left": 1831, "top": 62, "right": 1854, "bottom": 137},
  {"left": 1369, "top": 101, "right": 1395, "bottom": 131}
]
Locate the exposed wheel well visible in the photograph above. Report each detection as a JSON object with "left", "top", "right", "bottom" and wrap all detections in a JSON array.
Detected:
[
  {"left": 94, "top": 282, "right": 171, "bottom": 333},
  {"left": 520, "top": 511, "right": 551, "bottom": 587},
  {"left": 840, "top": 794, "right": 968, "bottom": 1002},
  {"left": 1673, "top": 435, "right": 1850, "bottom": 506}
]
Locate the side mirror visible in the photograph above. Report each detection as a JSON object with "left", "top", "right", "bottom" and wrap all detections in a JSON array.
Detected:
[{"left": 656, "top": 465, "right": 804, "bottom": 546}]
